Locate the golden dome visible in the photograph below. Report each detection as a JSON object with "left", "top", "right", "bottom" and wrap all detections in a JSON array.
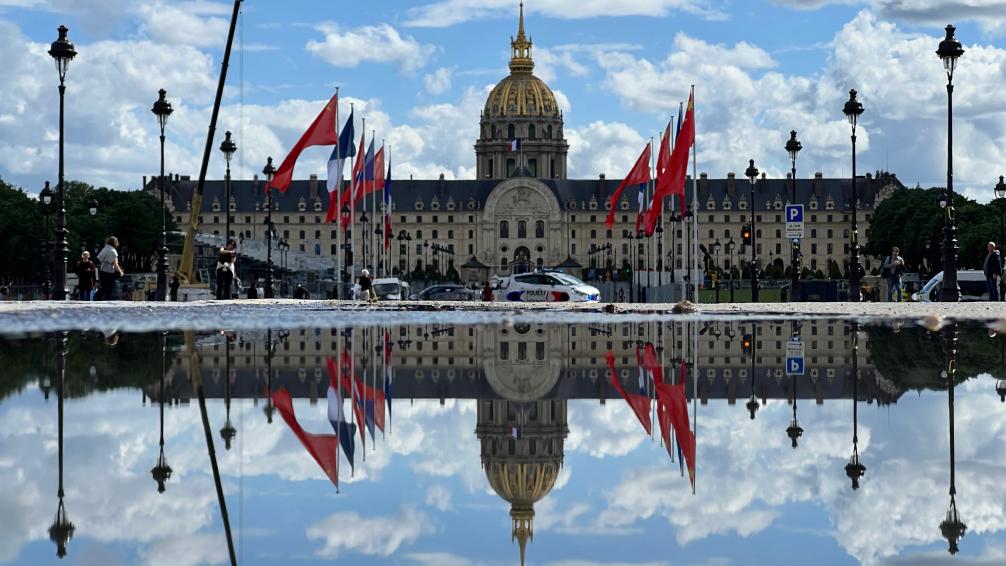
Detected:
[{"left": 483, "top": 2, "right": 560, "bottom": 119}]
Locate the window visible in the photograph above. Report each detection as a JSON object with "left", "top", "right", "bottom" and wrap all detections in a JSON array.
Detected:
[
  {"left": 507, "top": 124, "right": 515, "bottom": 139},
  {"left": 500, "top": 342, "right": 509, "bottom": 360},
  {"left": 448, "top": 230, "right": 454, "bottom": 239},
  {"left": 518, "top": 220, "right": 527, "bottom": 238},
  {"left": 417, "top": 230, "right": 423, "bottom": 239},
  {"left": 488, "top": 159, "right": 494, "bottom": 178},
  {"left": 528, "top": 124, "right": 536, "bottom": 139},
  {"left": 432, "top": 230, "right": 439, "bottom": 239},
  {"left": 590, "top": 229, "right": 597, "bottom": 239},
  {"left": 506, "top": 159, "right": 516, "bottom": 177},
  {"left": 500, "top": 221, "right": 509, "bottom": 238},
  {"left": 535, "top": 220, "right": 545, "bottom": 238},
  {"left": 528, "top": 158, "right": 537, "bottom": 177},
  {"left": 550, "top": 159, "right": 555, "bottom": 178}
]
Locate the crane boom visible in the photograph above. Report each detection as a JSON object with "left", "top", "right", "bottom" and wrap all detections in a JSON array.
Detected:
[{"left": 177, "top": 0, "right": 243, "bottom": 284}]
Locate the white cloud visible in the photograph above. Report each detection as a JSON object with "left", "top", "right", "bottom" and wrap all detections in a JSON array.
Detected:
[
  {"left": 307, "top": 23, "right": 435, "bottom": 74},
  {"left": 140, "top": 533, "right": 230, "bottom": 566},
  {"left": 424, "top": 67, "right": 453, "bottom": 95},
  {"left": 774, "top": 0, "right": 1006, "bottom": 35},
  {"left": 405, "top": 0, "right": 726, "bottom": 28},
  {"left": 406, "top": 552, "right": 476, "bottom": 566},
  {"left": 425, "top": 483, "right": 453, "bottom": 511},
  {"left": 306, "top": 506, "right": 431, "bottom": 558},
  {"left": 134, "top": 1, "right": 231, "bottom": 48},
  {"left": 566, "top": 121, "right": 648, "bottom": 180}
]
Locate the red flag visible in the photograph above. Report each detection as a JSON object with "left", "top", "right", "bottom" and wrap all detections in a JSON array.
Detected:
[
  {"left": 605, "top": 351, "right": 652, "bottom": 435},
  {"left": 605, "top": 142, "right": 651, "bottom": 229},
  {"left": 654, "top": 358, "right": 695, "bottom": 489},
  {"left": 335, "top": 351, "right": 367, "bottom": 448},
  {"left": 267, "top": 93, "right": 339, "bottom": 192},
  {"left": 644, "top": 93, "right": 694, "bottom": 235},
  {"left": 645, "top": 122, "right": 673, "bottom": 231},
  {"left": 339, "top": 133, "right": 367, "bottom": 227},
  {"left": 370, "top": 146, "right": 385, "bottom": 196},
  {"left": 271, "top": 389, "right": 340, "bottom": 490}
]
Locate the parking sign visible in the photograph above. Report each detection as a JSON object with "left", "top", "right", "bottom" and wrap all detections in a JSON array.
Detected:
[
  {"left": 785, "top": 204, "right": 804, "bottom": 239},
  {"left": 785, "top": 337, "right": 805, "bottom": 375}
]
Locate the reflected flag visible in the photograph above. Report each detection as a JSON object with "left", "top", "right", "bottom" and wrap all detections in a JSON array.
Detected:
[
  {"left": 650, "top": 350, "right": 695, "bottom": 490},
  {"left": 271, "top": 389, "right": 340, "bottom": 491},
  {"left": 326, "top": 356, "right": 357, "bottom": 475},
  {"left": 606, "top": 351, "right": 652, "bottom": 435},
  {"left": 383, "top": 330, "right": 393, "bottom": 426}
]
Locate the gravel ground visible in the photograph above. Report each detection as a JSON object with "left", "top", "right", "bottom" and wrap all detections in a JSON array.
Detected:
[{"left": 0, "top": 299, "right": 1003, "bottom": 334}]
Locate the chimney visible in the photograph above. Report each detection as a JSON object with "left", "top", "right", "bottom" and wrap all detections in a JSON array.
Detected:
[
  {"left": 597, "top": 173, "right": 606, "bottom": 196},
  {"left": 814, "top": 172, "right": 824, "bottom": 197},
  {"left": 309, "top": 174, "right": 319, "bottom": 200},
  {"left": 438, "top": 173, "right": 446, "bottom": 194},
  {"left": 142, "top": 176, "right": 147, "bottom": 190},
  {"left": 699, "top": 172, "right": 708, "bottom": 196},
  {"left": 726, "top": 172, "right": 735, "bottom": 197}
]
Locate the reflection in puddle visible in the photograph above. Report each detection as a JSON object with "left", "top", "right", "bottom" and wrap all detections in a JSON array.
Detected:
[{"left": 2, "top": 319, "right": 1004, "bottom": 565}]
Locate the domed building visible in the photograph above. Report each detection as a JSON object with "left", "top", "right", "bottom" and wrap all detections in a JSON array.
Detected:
[
  {"left": 476, "top": 399, "right": 568, "bottom": 566},
  {"left": 475, "top": 3, "right": 568, "bottom": 180}
]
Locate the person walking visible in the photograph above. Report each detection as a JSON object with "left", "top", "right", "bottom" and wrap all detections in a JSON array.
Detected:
[
  {"left": 293, "top": 284, "right": 311, "bottom": 299},
  {"left": 881, "top": 246, "right": 905, "bottom": 302},
  {"left": 215, "top": 238, "right": 237, "bottom": 300},
  {"left": 358, "top": 269, "right": 376, "bottom": 303},
  {"left": 96, "top": 237, "right": 124, "bottom": 301},
  {"left": 983, "top": 241, "right": 1002, "bottom": 301},
  {"left": 481, "top": 281, "right": 494, "bottom": 301},
  {"left": 74, "top": 251, "right": 96, "bottom": 301},
  {"left": 169, "top": 274, "right": 180, "bottom": 302}
]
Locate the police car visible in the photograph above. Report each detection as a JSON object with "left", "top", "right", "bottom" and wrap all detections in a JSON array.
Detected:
[{"left": 492, "top": 271, "right": 600, "bottom": 302}]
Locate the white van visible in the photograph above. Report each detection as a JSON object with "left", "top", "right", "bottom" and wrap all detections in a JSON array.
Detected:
[{"left": 911, "top": 270, "right": 990, "bottom": 302}]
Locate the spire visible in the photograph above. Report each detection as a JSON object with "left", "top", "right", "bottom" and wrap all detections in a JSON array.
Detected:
[
  {"left": 511, "top": 507, "right": 533, "bottom": 566},
  {"left": 509, "top": 2, "right": 533, "bottom": 74}
]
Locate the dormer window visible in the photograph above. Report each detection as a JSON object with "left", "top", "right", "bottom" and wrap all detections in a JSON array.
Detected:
[
  {"left": 416, "top": 201, "right": 425, "bottom": 211},
  {"left": 619, "top": 199, "right": 629, "bottom": 210},
  {"left": 706, "top": 198, "right": 716, "bottom": 211},
  {"left": 298, "top": 198, "right": 307, "bottom": 212},
  {"left": 313, "top": 199, "right": 323, "bottom": 212},
  {"left": 211, "top": 200, "right": 221, "bottom": 212},
  {"left": 722, "top": 198, "right": 732, "bottom": 210},
  {"left": 738, "top": 199, "right": 748, "bottom": 211},
  {"left": 809, "top": 197, "right": 819, "bottom": 211}
]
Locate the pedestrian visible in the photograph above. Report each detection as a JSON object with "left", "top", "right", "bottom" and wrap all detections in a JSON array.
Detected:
[
  {"left": 983, "top": 241, "right": 1002, "bottom": 301},
  {"left": 881, "top": 246, "right": 905, "bottom": 302},
  {"left": 169, "top": 274, "right": 180, "bottom": 302},
  {"left": 481, "top": 281, "right": 494, "bottom": 301},
  {"left": 247, "top": 279, "right": 259, "bottom": 299},
  {"left": 215, "top": 238, "right": 237, "bottom": 300},
  {"left": 74, "top": 251, "right": 96, "bottom": 301},
  {"left": 294, "top": 284, "right": 311, "bottom": 299},
  {"left": 96, "top": 237, "right": 124, "bottom": 301},
  {"left": 358, "top": 269, "right": 376, "bottom": 303}
]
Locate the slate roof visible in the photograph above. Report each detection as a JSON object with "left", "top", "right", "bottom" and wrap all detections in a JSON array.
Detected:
[{"left": 152, "top": 171, "right": 904, "bottom": 216}]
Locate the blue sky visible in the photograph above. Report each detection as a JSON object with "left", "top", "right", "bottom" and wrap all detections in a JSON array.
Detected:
[{"left": 2, "top": 1, "right": 1006, "bottom": 202}]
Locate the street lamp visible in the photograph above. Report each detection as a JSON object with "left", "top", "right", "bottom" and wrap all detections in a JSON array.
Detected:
[
  {"left": 846, "top": 323, "right": 866, "bottom": 490},
  {"left": 151, "top": 333, "right": 172, "bottom": 493},
  {"left": 994, "top": 176, "right": 1006, "bottom": 301},
  {"left": 262, "top": 157, "right": 276, "bottom": 298},
  {"left": 785, "top": 130, "right": 803, "bottom": 299},
  {"left": 725, "top": 237, "right": 736, "bottom": 302},
  {"left": 656, "top": 223, "right": 664, "bottom": 288},
  {"left": 937, "top": 25, "right": 965, "bottom": 302},
  {"left": 40, "top": 182, "right": 54, "bottom": 299},
  {"left": 219, "top": 131, "right": 237, "bottom": 241},
  {"left": 940, "top": 324, "right": 966, "bottom": 554},
  {"left": 745, "top": 159, "right": 760, "bottom": 302},
  {"left": 843, "top": 89, "right": 865, "bottom": 302},
  {"left": 397, "top": 230, "right": 407, "bottom": 276},
  {"left": 87, "top": 198, "right": 98, "bottom": 217},
  {"left": 48, "top": 25, "right": 77, "bottom": 301},
  {"left": 712, "top": 239, "right": 722, "bottom": 304},
  {"left": 360, "top": 213, "right": 369, "bottom": 273},
  {"left": 151, "top": 89, "right": 174, "bottom": 301}
]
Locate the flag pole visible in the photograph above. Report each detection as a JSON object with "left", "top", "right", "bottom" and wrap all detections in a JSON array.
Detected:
[
  {"left": 690, "top": 86, "right": 699, "bottom": 304},
  {"left": 691, "top": 319, "right": 698, "bottom": 494},
  {"left": 334, "top": 89, "right": 342, "bottom": 299},
  {"left": 371, "top": 130, "right": 377, "bottom": 278}
]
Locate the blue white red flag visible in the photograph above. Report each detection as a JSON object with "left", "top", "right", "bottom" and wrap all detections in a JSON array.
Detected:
[
  {"left": 325, "top": 108, "right": 356, "bottom": 223},
  {"left": 509, "top": 139, "right": 521, "bottom": 152},
  {"left": 326, "top": 357, "right": 356, "bottom": 475}
]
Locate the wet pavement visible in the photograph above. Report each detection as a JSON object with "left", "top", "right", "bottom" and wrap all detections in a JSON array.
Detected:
[{"left": 2, "top": 318, "right": 1005, "bottom": 565}]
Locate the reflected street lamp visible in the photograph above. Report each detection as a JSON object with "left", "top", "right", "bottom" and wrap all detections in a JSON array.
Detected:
[
  {"left": 843, "top": 90, "right": 864, "bottom": 302},
  {"left": 48, "top": 25, "right": 77, "bottom": 300},
  {"left": 151, "top": 89, "right": 173, "bottom": 301},
  {"left": 937, "top": 25, "right": 965, "bottom": 302}
]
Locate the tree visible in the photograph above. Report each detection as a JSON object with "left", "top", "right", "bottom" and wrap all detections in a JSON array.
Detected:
[{"left": 0, "top": 179, "right": 44, "bottom": 283}]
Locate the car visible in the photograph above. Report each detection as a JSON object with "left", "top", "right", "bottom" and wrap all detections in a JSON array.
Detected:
[
  {"left": 911, "top": 270, "right": 990, "bottom": 302},
  {"left": 372, "top": 278, "right": 409, "bottom": 301},
  {"left": 492, "top": 272, "right": 600, "bottom": 302},
  {"left": 412, "top": 284, "right": 476, "bottom": 301}
]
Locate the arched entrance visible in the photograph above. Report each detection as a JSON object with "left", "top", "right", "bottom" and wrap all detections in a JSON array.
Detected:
[{"left": 513, "top": 246, "right": 532, "bottom": 274}]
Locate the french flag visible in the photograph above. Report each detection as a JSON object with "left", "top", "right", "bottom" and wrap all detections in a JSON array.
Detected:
[
  {"left": 325, "top": 108, "right": 355, "bottom": 224},
  {"left": 509, "top": 139, "right": 521, "bottom": 152}
]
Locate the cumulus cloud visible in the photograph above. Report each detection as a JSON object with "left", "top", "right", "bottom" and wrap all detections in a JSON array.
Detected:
[
  {"left": 306, "top": 23, "right": 435, "bottom": 74},
  {"left": 306, "top": 507, "right": 432, "bottom": 558},
  {"left": 404, "top": 0, "right": 726, "bottom": 28},
  {"left": 424, "top": 67, "right": 453, "bottom": 95},
  {"left": 566, "top": 121, "right": 648, "bottom": 180},
  {"left": 774, "top": 0, "right": 1006, "bottom": 35}
]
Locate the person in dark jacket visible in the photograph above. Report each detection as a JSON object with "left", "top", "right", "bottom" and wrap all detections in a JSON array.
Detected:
[
  {"left": 294, "top": 284, "right": 311, "bottom": 299},
  {"left": 357, "top": 269, "right": 376, "bottom": 302},
  {"left": 169, "top": 274, "right": 180, "bottom": 302},
  {"left": 984, "top": 242, "right": 1002, "bottom": 301},
  {"left": 74, "top": 251, "right": 96, "bottom": 300}
]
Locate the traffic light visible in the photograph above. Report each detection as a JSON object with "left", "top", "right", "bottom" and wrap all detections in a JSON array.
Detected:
[
  {"left": 741, "top": 225, "right": 752, "bottom": 246},
  {"left": 742, "top": 334, "right": 753, "bottom": 355}
]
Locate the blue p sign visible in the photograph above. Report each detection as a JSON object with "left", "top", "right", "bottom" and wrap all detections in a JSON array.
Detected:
[{"left": 786, "top": 205, "right": 803, "bottom": 223}]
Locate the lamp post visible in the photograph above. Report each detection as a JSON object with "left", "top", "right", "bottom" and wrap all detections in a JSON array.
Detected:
[
  {"left": 786, "top": 371, "right": 803, "bottom": 448},
  {"left": 48, "top": 25, "right": 76, "bottom": 300},
  {"left": 262, "top": 157, "right": 276, "bottom": 298},
  {"left": 937, "top": 25, "right": 965, "bottom": 302},
  {"left": 40, "top": 182, "right": 54, "bottom": 299},
  {"left": 785, "top": 130, "right": 803, "bottom": 300},
  {"left": 405, "top": 233, "right": 413, "bottom": 276},
  {"left": 842, "top": 89, "right": 865, "bottom": 302},
  {"left": 341, "top": 203, "right": 351, "bottom": 291},
  {"left": 940, "top": 324, "right": 966, "bottom": 554},
  {"left": 745, "top": 159, "right": 760, "bottom": 301},
  {"left": 846, "top": 322, "right": 866, "bottom": 489},
  {"left": 219, "top": 131, "right": 237, "bottom": 241},
  {"left": 397, "top": 230, "right": 407, "bottom": 276},
  {"left": 48, "top": 333, "right": 74, "bottom": 558},
  {"left": 220, "top": 332, "right": 237, "bottom": 450},
  {"left": 360, "top": 213, "right": 369, "bottom": 274},
  {"left": 151, "top": 89, "right": 174, "bottom": 301},
  {"left": 725, "top": 237, "right": 736, "bottom": 302},
  {"left": 656, "top": 223, "right": 664, "bottom": 288},
  {"left": 995, "top": 176, "right": 1006, "bottom": 301},
  {"left": 151, "top": 332, "right": 172, "bottom": 493},
  {"left": 712, "top": 239, "right": 722, "bottom": 304}
]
